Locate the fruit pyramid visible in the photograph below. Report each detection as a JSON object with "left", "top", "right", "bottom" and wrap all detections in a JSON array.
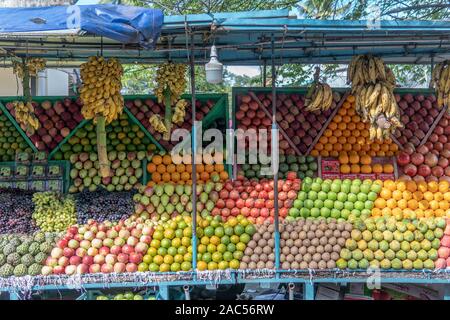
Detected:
[
  {"left": 311, "top": 94, "right": 399, "bottom": 175},
  {"left": 372, "top": 180, "right": 450, "bottom": 219},
  {"left": 0, "top": 109, "right": 33, "bottom": 161}
]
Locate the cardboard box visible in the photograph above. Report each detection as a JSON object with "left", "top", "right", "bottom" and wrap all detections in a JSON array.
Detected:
[
  {"left": 321, "top": 158, "right": 340, "bottom": 174},
  {"left": 322, "top": 173, "right": 341, "bottom": 180},
  {"left": 358, "top": 174, "right": 377, "bottom": 180},
  {"left": 377, "top": 173, "right": 395, "bottom": 181}
]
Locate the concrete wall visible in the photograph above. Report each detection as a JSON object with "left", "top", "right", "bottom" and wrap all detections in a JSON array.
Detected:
[{"left": 0, "top": 68, "right": 22, "bottom": 96}]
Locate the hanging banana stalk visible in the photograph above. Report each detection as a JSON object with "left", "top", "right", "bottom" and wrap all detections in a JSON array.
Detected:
[
  {"left": 79, "top": 56, "right": 124, "bottom": 178},
  {"left": 153, "top": 62, "right": 187, "bottom": 140},
  {"left": 430, "top": 60, "right": 450, "bottom": 109},
  {"left": 304, "top": 66, "right": 334, "bottom": 112}
]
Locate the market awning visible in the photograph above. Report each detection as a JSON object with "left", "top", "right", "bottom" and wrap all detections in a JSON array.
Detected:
[
  {"left": 0, "top": 7, "right": 449, "bottom": 66},
  {"left": 0, "top": 4, "right": 163, "bottom": 47}
]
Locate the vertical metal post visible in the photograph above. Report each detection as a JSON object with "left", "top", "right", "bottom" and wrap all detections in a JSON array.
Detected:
[
  {"left": 263, "top": 60, "right": 267, "bottom": 87},
  {"left": 444, "top": 285, "right": 450, "bottom": 300},
  {"left": 158, "top": 286, "right": 170, "bottom": 300},
  {"left": 183, "top": 286, "right": 191, "bottom": 300},
  {"left": 430, "top": 55, "right": 435, "bottom": 85},
  {"left": 271, "top": 34, "right": 280, "bottom": 271},
  {"left": 304, "top": 283, "right": 315, "bottom": 300},
  {"left": 190, "top": 33, "right": 198, "bottom": 272}
]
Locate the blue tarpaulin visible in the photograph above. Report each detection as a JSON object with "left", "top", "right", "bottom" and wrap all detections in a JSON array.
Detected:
[{"left": 0, "top": 4, "right": 163, "bottom": 47}]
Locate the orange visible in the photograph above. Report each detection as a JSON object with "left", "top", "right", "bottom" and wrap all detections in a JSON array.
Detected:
[
  {"left": 417, "top": 181, "right": 428, "bottom": 193},
  {"left": 347, "top": 95, "right": 355, "bottom": 103},
  {"left": 439, "top": 201, "right": 449, "bottom": 211},
  {"left": 200, "top": 172, "right": 210, "bottom": 181},
  {"left": 340, "top": 164, "right": 351, "bottom": 174},
  {"left": 214, "top": 164, "right": 225, "bottom": 172},
  {"left": 402, "top": 191, "right": 412, "bottom": 201},
  {"left": 412, "top": 191, "right": 423, "bottom": 201},
  {"left": 434, "top": 192, "right": 444, "bottom": 202},
  {"left": 324, "top": 130, "right": 333, "bottom": 138},
  {"left": 166, "top": 164, "right": 176, "bottom": 174},
  {"left": 162, "top": 172, "right": 171, "bottom": 182},
  {"left": 350, "top": 164, "right": 360, "bottom": 174},
  {"left": 157, "top": 164, "right": 166, "bottom": 174},
  {"left": 152, "top": 155, "right": 163, "bottom": 165},
  {"left": 321, "top": 150, "right": 330, "bottom": 157},
  {"left": 444, "top": 192, "right": 450, "bottom": 202},
  {"left": 380, "top": 189, "right": 392, "bottom": 200},
  {"left": 176, "top": 164, "right": 186, "bottom": 173},
  {"left": 162, "top": 154, "right": 172, "bottom": 165},
  {"left": 439, "top": 181, "right": 449, "bottom": 193},
  {"left": 361, "top": 165, "right": 372, "bottom": 174},
  {"left": 397, "top": 199, "right": 407, "bottom": 210},
  {"left": 147, "top": 163, "right": 157, "bottom": 173},
  {"left": 384, "top": 180, "right": 397, "bottom": 192},
  {"left": 386, "top": 198, "right": 397, "bottom": 209},
  {"left": 185, "top": 164, "right": 193, "bottom": 173},
  {"left": 328, "top": 123, "right": 337, "bottom": 130},
  {"left": 181, "top": 172, "right": 191, "bottom": 181},
  {"left": 383, "top": 164, "right": 394, "bottom": 174},
  {"left": 428, "top": 181, "right": 439, "bottom": 193},
  {"left": 407, "top": 199, "right": 418, "bottom": 210},
  {"left": 319, "top": 136, "right": 328, "bottom": 144},
  {"left": 330, "top": 150, "right": 340, "bottom": 157},
  {"left": 418, "top": 200, "right": 429, "bottom": 210},
  {"left": 396, "top": 181, "right": 406, "bottom": 192},
  {"left": 324, "top": 144, "right": 333, "bottom": 152},
  {"left": 338, "top": 122, "right": 347, "bottom": 130},
  {"left": 360, "top": 155, "right": 372, "bottom": 165},
  {"left": 435, "top": 209, "right": 445, "bottom": 217},
  {"left": 372, "top": 164, "right": 383, "bottom": 174},
  {"left": 342, "top": 101, "right": 351, "bottom": 109},
  {"left": 315, "top": 143, "right": 324, "bottom": 151},
  {"left": 374, "top": 198, "right": 386, "bottom": 209},
  {"left": 205, "top": 164, "right": 214, "bottom": 173},
  {"left": 429, "top": 200, "right": 440, "bottom": 211},
  {"left": 392, "top": 190, "right": 403, "bottom": 201},
  {"left": 349, "top": 152, "right": 359, "bottom": 164},
  {"left": 152, "top": 172, "right": 162, "bottom": 183},
  {"left": 171, "top": 172, "right": 180, "bottom": 182},
  {"left": 372, "top": 208, "right": 381, "bottom": 217},
  {"left": 310, "top": 150, "right": 319, "bottom": 157},
  {"left": 339, "top": 152, "right": 349, "bottom": 164},
  {"left": 220, "top": 171, "right": 229, "bottom": 180},
  {"left": 423, "top": 191, "right": 434, "bottom": 202},
  {"left": 381, "top": 207, "right": 392, "bottom": 216},
  {"left": 406, "top": 181, "right": 417, "bottom": 193}
]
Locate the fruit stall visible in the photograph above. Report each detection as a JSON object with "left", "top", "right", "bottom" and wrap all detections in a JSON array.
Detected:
[{"left": 1, "top": 6, "right": 450, "bottom": 300}]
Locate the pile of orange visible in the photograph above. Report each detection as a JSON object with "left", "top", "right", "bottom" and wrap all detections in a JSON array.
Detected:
[
  {"left": 147, "top": 153, "right": 229, "bottom": 185},
  {"left": 311, "top": 94, "right": 399, "bottom": 171},
  {"left": 338, "top": 151, "right": 394, "bottom": 174},
  {"left": 372, "top": 180, "right": 450, "bottom": 219}
]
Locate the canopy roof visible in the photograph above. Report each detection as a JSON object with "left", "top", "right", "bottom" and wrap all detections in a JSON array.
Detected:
[{"left": 0, "top": 6, "right": 449, "bottom": 67}]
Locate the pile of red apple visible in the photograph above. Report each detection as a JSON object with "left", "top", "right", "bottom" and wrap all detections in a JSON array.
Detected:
[
  {"left": 41, "top": 220, "right": 153, "bottom": 275},
  {"left": 211, "top": 173, "right": 301, "bottom": 224},
  {"left": 235, "top": 92, "right": 339, "bottom": 155},
  {"left": 393, "top": 93, "right": 439, "bottom": 147},
  {"left": 397, "top": 112, "right": 450, "bottom": 182},
  {"left": 5, "top": 98, "right": 84, "bottom": 152},
  {"left": 125, "top": 98, "right": 216, "bottom": 150}
]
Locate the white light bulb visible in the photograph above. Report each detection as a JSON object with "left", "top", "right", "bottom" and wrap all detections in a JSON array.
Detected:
[{"left": 205, "top": 45, "right": 223, "bottom": 84}]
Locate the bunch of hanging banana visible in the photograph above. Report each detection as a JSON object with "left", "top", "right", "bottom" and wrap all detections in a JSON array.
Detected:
[
  {"left": 348, "top": 54, "right": 401, "bottom": 141},
  {"left": 347, "top": 54, "right": 396, "bottom": 88},
  {"left": 304, "top": 82, "right": 334, "bottom": 112},
  {"left": 354, "top": 83, "right": 403, "bottom": 140},
  {"left": 150, "top": 114, "right": 168, "bottom": 134},
  {"left": 154, "top": 62, "right": 187, "bottom": 104},
  {"left": 12, "top": 58, "right": 47, "bottom": 78},
  {"left": 430, "top": 60, "right": 450, "bottom": 109},
  {"left": 13, "top": 101, "right": 40, "bottom": 134},
  {"left": 79, "top": 56, "right": 124, "bottom": 124},
  {"left": 172, "top": 99, "right": 187, "bottom": 124}
]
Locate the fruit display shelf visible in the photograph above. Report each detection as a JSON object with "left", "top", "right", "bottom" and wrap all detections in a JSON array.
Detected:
[
  {"left": 1, "top": 269, "right": 450, "bottom": 300},
  {"left": 231, "top": 87, "right": 348, "bottom": 156},
  {"left": 124, "top": 93, "right": 228, "bottom": 150}
]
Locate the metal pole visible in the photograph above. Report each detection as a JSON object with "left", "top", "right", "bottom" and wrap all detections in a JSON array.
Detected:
[
  {"left": 190, "top": 33, "right": 198, "bottom": 272},
  {"left": 430, "top": 55, "right": 435, "bottom": 86},
  {"left": 263, "top": 59, "right": 267, "bottom": 87},
  {"left": 271, "top": 34, "right": 280, "bottom": 271}
]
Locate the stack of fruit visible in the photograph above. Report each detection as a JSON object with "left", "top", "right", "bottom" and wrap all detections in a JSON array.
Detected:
[
  {"left": 435, "top": 220, "right": 450, "bottom": 269},
  {"left": 52, "top": 113, "right": 156, "bottom": 161},
  {"left": 393, "top": 93, "right": 439, "bottom": 147},
  {"left": 0, "top": 189, "right": 36, "bottom": 234},
  {"left": 0, "top": 232, "right": 59, "bottom": 277},
  {"left": 397, "top": 113, "right": 450, "bottom": 182},
  {"left": 75, "top": 189, "right": 135, "bottom": 224},
  {"left": 289, "top": 178, "right": 381, "bottom": 222},
  {"left": 32, "top": 192, "right": 77, "bottom": 232},
  {"left": 337, "top": 216, "right": 445, "bottom": 270},
  {"left": 211, "top": 174, "right": 301, "bottom": 224},
  {"left": 133, "top": 182, "right": 222, "bottom": 223},
  {"left": 68, "top": 151, "right": 145, "bottom": 193},
  {"left": 235, "top": 92, "right": 340, "bottom": 155},
  {"left": 372, "top": 180, "right": 450, "bottom": 219},
  {"left": 240, "top": 218, "right": 352, "bottom": 270},
  {"left": 6, "top": 98, "right": 84, "bottom": 152},
  {"left": 312, "top": 95, "right": 398, "bottom": 175},
  {"left": 41, "top": 220, "right": 152, "bottom": 275},
  {"left": 126, "top": 98, "right": 217, "bottom": 150},
  {"left": 240, "top": 155, "right": 318, "bottom": 180},
  {"left": 0, "top": 110, "right": 32, "bottom": 161},
  {"left": 146, "top": 153, "right": 228, "bottom": 185}
]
